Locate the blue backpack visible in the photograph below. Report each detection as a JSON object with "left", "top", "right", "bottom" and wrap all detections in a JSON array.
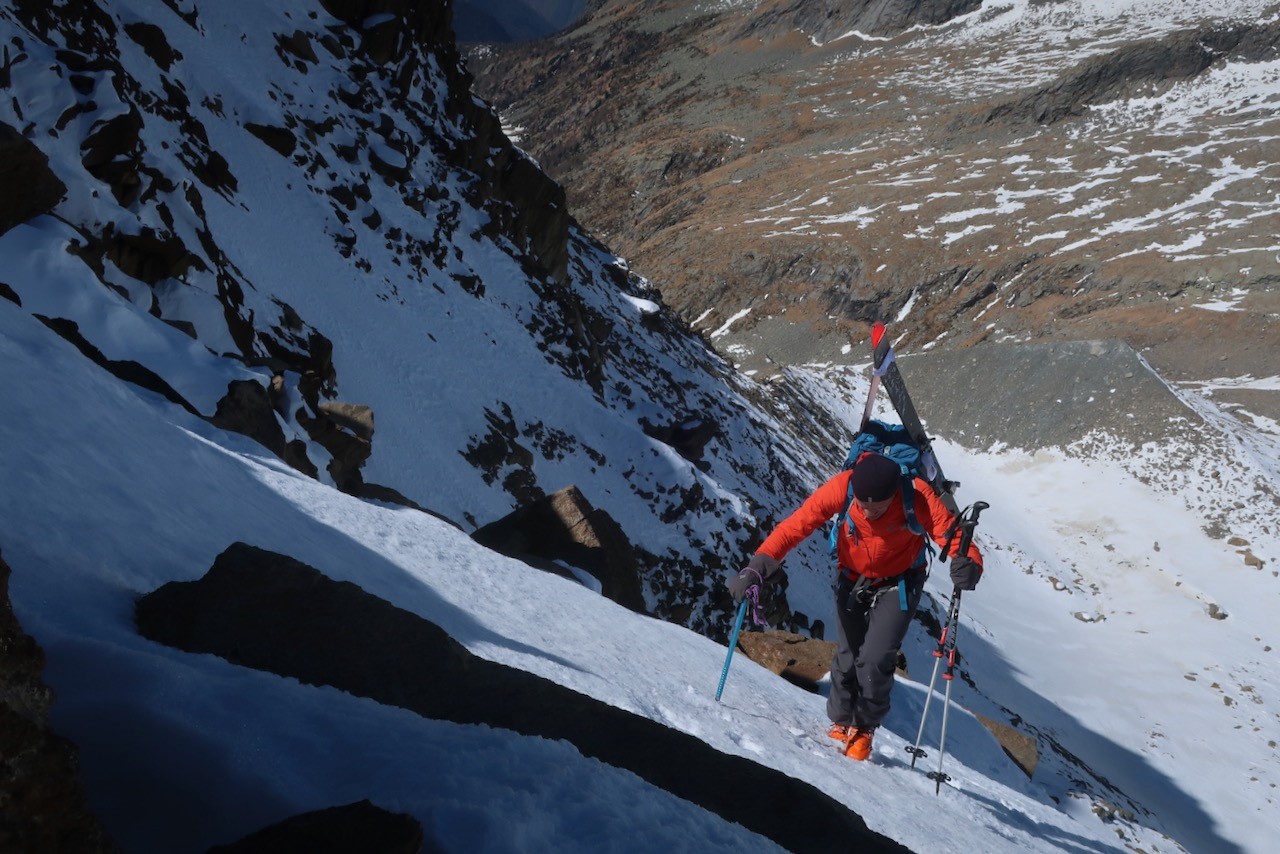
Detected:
[{"left": 827, "top": 419, "right": 935, "bottom": 564}]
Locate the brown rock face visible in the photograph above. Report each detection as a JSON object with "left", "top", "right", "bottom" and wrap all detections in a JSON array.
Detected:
[
  {"left": 737, "top": 628, "right": 836, "bottom": 690},
  {"left": 136, "top": 543, "right": 910, "bottom": 854},
  {"left": 0, "top": 549, "right": 116, "bottom": 853},
  {"left": 472, "top": 485, "right": 647, "bottom": 612}
]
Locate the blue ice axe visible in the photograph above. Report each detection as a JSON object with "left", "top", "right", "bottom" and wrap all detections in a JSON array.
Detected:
[{"left": 714, "top": 599, "right": 749, "bottom": 702}]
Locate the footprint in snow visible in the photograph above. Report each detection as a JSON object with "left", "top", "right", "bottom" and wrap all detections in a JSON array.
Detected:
[{"left": 729, "top": 731, "right": 765, "bottom": 755}]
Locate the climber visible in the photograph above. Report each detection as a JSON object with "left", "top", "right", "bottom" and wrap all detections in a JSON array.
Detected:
[{"left": 728, "top": 452, "right": 983, "bottom": 761}]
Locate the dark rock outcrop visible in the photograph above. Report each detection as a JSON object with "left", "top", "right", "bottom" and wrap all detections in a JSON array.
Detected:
[
  {"left": 208, "top": 799, "right": 435, "bottom": 854},
  {"left": 0, "top": 548, "right": 116, "bottom": 853},
  {"left": 0, "top": 122, "right": 67, "bottom": 236},
  {"left": 472, "top": 485, "right": 646, "bottom": 612},
  {"left": 741, "top": 0, "right": 983, "bottom": 41},
  {"left": 136, "top": 543, "right": 909, "bottom": 854},
  {"left": 34, "top": 315, "right": 201, "bottom": 417},
  {"left": 211, "top": 380, "right": 289, "bottom": 458},
  {"left": 640, "top": 414, "right": 719, "bottom": 471},
  {"left": 982, "top": 20, "right": 1280, "bottom": 126}
]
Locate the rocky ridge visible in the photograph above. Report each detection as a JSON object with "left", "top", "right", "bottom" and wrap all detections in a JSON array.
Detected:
[{"left": 0, "top": 0, "right": 853, "bottom": 638}]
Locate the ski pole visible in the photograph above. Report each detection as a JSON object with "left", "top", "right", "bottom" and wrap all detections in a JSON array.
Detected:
[
  {"left": 907, "top": 592, "right": 959, "bottom": 769},
  {"left": 714, "top": 600, "right": 749, "bottom": 702},
  {"left": 929, "top": 588, "right": 962, "bottom": 794},
  {"left": 907, "top": 501, "right": 987, "bottom": 787}
]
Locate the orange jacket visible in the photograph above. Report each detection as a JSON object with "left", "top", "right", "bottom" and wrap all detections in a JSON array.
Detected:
[{"left": 757, "top": 470, "right": 983, "bottom": 580}]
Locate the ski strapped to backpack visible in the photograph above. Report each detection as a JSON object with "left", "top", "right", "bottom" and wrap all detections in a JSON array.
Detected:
[{"left": 869, "top": 322, "right": 960, "bottom": 515}]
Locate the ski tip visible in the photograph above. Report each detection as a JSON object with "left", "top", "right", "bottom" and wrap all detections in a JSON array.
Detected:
[{"left": 871, "top": 322, "right": 886, "bottom": 348}]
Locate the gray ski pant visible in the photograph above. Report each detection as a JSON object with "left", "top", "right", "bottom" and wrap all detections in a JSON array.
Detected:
[{"left": 826, "top": 569, "right": 925, "bottom": 729}]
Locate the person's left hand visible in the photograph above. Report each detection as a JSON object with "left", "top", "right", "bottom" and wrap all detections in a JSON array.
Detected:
[{"left": 949, "top": 556, "right": 982, "bottom": 591}]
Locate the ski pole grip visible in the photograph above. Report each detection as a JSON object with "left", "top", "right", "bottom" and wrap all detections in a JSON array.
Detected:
[{"left": 955, "top": 501, "right": 989, "bottom": 557}]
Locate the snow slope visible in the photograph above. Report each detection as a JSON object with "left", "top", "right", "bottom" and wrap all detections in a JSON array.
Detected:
[
  {"left": 780, "top": 357, "right": 1280, "bottom": 854},
  {"left": 0, "top": 294, "right": 1180, "bottom": 853}
]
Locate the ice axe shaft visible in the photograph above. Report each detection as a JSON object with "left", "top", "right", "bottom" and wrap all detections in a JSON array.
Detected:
[{"left": 714, "top": 600, "right": 749, "bottom": 702}]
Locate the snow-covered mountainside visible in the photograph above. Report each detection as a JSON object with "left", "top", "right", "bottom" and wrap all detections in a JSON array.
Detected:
[
  {"left": 2, "top": 0, "right": 1279, "bottom": 852},
  {"left": 0, "top": 0, "right": 843, "bottom": 636}
]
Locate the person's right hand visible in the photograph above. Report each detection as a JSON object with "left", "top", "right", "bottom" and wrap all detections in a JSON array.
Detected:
[{"left": 727, "top": 569, "right": 761, "bottom": 604}]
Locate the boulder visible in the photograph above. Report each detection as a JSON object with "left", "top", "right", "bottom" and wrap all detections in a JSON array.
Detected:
[
  {"left": 472, "top": 485, "right": 646, "bottom": 612},
  {"left": 211, "top": 380, "right": 288, "bottom": 458},
  {"left": 135, "top": 543, "right": 908, "bottom": 854},
  {"left": 736, "top": 629, "right": 835, "bottom": 692}
]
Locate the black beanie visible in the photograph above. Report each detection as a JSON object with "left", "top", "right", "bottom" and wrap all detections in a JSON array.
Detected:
[{"left": 850, "top": 453, "right": 901, "bottom": 502}]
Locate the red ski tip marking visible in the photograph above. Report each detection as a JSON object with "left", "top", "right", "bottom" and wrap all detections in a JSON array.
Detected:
[{"left": 871, "top": 322, "right": 886, "bottom": 348}]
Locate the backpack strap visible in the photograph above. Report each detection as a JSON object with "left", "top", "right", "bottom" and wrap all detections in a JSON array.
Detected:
[
  {"left": 832, "top": 466, "right": 936, "bottom": 563},
  {"left": 829, "top": 474, "right": 858, "bottom": 557},
  {"left": 900, "top": 475, "right": 937, "bottom": 565}
]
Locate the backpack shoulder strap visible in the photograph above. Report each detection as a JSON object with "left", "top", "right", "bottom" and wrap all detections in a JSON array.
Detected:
[
  {"left": 829, "top": 470, "right": 858, "bottom": 557},
  {"left": 901, "top": 476, "right": 937, "bottom": 562}
]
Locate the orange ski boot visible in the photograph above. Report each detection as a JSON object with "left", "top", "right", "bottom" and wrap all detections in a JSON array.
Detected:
[{"left": 843, "top": 727, "right": 875, "bottom": 761}]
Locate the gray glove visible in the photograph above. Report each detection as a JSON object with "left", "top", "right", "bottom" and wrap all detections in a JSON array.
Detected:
[
  {"left": 949, "top": 556, "right": 982, "bottom": 591},
  {"left": 727, "top": 569, "right": 760, "bottom": 604},
  {"left": 727, "top": 553, "right": 781, "bottom": 603}
]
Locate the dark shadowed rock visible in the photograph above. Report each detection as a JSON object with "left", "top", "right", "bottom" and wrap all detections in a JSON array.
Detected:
[
  {"left": 0, "top": 122, "right": 67, "bottom": 236},
  {"left": 207, "top": 799, "right": 434, "bottom": 854},
  {"left": 472, "top": 485, "right": 646, "bottom": 612},
  {"left": 245, "top": 123, "right": 297, "bottom": 157},
  {"left": 104, "top": 227, "right": 203, "bottom": 285},
  {"left": 34, "top": 315, "right": 201, "bottom": 417},
  {"left": 639, "top": 414, "right": 719, "bottom": 471},
  {"left": 211, "top": 380, "right": 289, "bottom": 458},
  {"left": 0, "top": 548, "right": 117, "bottom": 853},
  {"left": 136, "top": 543, "right": 909, "bottom": 854}
]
